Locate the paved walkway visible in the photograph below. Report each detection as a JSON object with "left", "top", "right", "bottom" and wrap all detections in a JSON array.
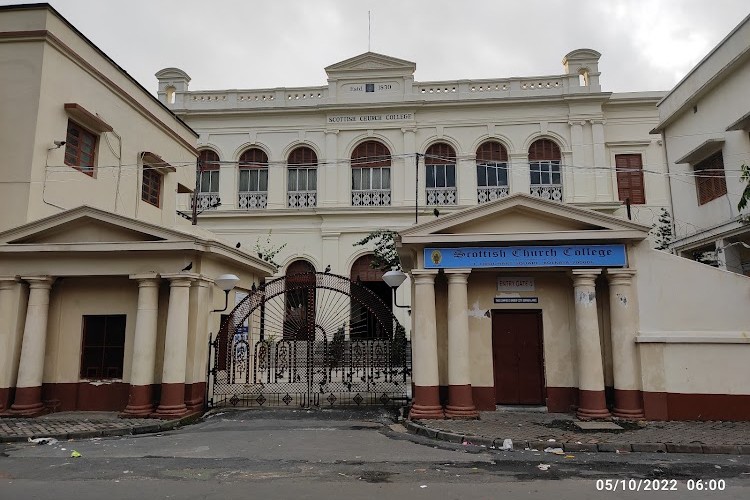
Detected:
[
  {"left": 408, "top": 410, "right": 750, "bottom": 454},
  {"left": 0, "top": 412, "right": 193, "bottom": 443}
]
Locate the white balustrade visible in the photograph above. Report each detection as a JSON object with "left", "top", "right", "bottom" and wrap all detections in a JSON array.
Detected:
[
  {"left": 477, "top": 186, "right": 509, "bottom": 204},
  {"left": 351, "top": 189, "right": 391, "bottom": 207},
  {"left": 192, "top": 192, "right": 220, "bottom": 210},
  {"left": 238, "top": 191, "right": 268, "bottom": 210},
  {"left": 530, "top": 184, "right": 563, "bottom": 201},
  {"left": 426, "top": 187, "right": 457, "bottom": 206},
  {"left": 287, "top": 191, "right": 317, "bottom": 208}
]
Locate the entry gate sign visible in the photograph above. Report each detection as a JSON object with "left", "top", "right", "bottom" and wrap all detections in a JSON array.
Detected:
[{"left": 425, "top": 244, "right": 626, "bottom": 269}]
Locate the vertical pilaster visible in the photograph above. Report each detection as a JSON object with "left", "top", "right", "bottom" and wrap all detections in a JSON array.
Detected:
[
  {"left": 444, "top": 269, "right": 478, "bottom": 419},
  {"left": 569, "top": 120, "right": 586, "bottom": 202},
  {"left": 457, "top": 155, "right": 477, "bottom": 206},
  {"left": 402, "top": 128, "right": 417, "bottom": 207},
  {"left": 409, "top": 269, "right": 443, "bottom": 419},
  {"left": 591, "top": 119, "right": 611, "bottom": 201},
  {"left": 571, "top": 269, "right": 610, "bottom": 419},
  {"left": 509, "top": 153, "right": 530, "bottom": 195},
  {"left": 322, "top": 129, "right": 339, "bottom": 207},
  {"left": 218, "top": 163, "right": 236, "bottom": 210},
  {"left": 10, "top": 277, "right": 55, "bottom": 416},
  {"left": 153, "top": 273, "right": 196, "bottom": 418},
  {"left": 123, "top": 274, "right": 161, "bottom": 416},
  {"left": 607, "top": 269, "right": 644, "bottom": 419}
]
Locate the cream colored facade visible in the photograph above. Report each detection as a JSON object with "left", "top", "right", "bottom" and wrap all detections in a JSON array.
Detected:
[
  {"left": 158, "top": 49, "right": 670, "bottom": 327},
  {"left": 652, "top": 13, "right": 750, "bottom": 274},
  {"left": 0, "top": 4, "right": 198, "bottom": 232},
  {"left": 398, "top": 194, "right": 750, "bottom": 420},
  {"left": 0, "top": 5, "right": 274, "bottom": 416}
]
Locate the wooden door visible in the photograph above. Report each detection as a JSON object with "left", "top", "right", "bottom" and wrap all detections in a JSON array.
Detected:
[{"left": 492, "top": 311, "right": 544, "bottom": 405}]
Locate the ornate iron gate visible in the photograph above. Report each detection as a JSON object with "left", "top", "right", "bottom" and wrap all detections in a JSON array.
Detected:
[{"left": 207, "top": 272, "right": 411, "bottom": 408}]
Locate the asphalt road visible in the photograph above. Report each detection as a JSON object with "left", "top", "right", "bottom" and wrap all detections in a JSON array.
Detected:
[{"left": 1, "top": 408, "right": 749, "bottom": 499}]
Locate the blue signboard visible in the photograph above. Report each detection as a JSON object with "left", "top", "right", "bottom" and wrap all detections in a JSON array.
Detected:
[{"left": 424, "top": 244, "right": 626, "bottom": 269}]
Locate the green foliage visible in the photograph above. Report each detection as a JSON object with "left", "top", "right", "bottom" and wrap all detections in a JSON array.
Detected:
[
  {"left": 651, "top": 208, "right": 674, "bottom": 251},
  {"left": 253, "top": 231, "right": 287, "bottom": 272},
  {"left": 353, "top": 229, "right": 401, "bottom": 270},
  {"left": 738, "top": 163, "right": 750, "bottom": 215}
]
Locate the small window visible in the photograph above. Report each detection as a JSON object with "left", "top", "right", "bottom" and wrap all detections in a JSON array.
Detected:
[
  {"left": 529, "top": 139, "right": 562, "bottom": 186},
  {"left": 476, "top": 141, "right": 509, "bottom": 187},
  {"left": 615, "top": 154, "right": 646, "bottom": 204},
  {"left": 141, "top": 167, "right": 162, "bottom": 207},
  {"left": 80, "top": 315, "right": 126, "bottom": 380},
  {"left": 425, "top": 143, "right": 457, "bottom": 188},
  {"left": 695, "top": 151, "right": 727, "bottom": 205},
  {"left": 64, "top": 120, "right": 97, "bottom": 176}
]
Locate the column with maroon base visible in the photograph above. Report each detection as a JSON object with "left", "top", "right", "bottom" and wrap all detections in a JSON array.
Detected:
[
  {"left": 153, "top": 274, "right": 195, "bottom": 418},
  {"left": 444, "top": 269, "right": 478, "bottom": 419},
  {"left": 122, "top": 274, "right": 160, "bottom": 417},
  {"left": 607, "top": 269, "right": 645, "bottom": 419},
  {"left": 409, "top": 269, "right": 444, "bottom": 419},
  {"left": 0, "top": 277, "right": 22, "bottom": 412},
  {"left": 571, "top": 269, "right": 610, "bottom": 419},
  {"left": 10, "top": 277, "right": 55, "bottom": 416}
]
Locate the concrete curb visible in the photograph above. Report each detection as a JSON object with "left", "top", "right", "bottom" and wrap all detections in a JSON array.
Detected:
[
  {"left": 403, "top": 420, "right": 750, "bottom": 455},
  {"left": 0, "top": 412, "right": 202, "bottom": 444}
]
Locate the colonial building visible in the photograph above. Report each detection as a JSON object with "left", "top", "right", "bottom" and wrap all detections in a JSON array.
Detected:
[
  {"left": 652, "top": 13, "right": 750, "bottom": 275},
  {"left": 0, "top": 4, "right": 273, "bottom": 416},
  {"left": 157, "top": 48, "right": 671, "bottom": 336}
]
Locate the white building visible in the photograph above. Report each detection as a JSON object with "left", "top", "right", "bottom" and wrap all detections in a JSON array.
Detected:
[
  {"left": 652, "top": 13, "right": 750, "bottom": 275},
  {"left": 158, "top": 49, "right": 670, "bottom": 324}
]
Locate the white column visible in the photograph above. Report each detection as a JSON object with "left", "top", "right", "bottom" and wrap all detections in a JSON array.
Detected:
[
  {"left": 185, "top": 276, "right": 213, "bottom": 412},
  {"left": 444, "top": 269, "right": 477, "bottom": 418},
  {"left": 123, "top": 274, "right": 160, "bottom": 416},
  {"left": 10, "top": 277, "right": 55, "bottom": 416},
  {"left": 571, "top": 269, "right": 610, "bottom": 419},
  {"left": 0, "top": 277, "right": 23, "bottom": 412},
  {"left": 266, "top": 160, "right": 285, "bottom": 209},
  {"left": 154, "top": 273, "right": 196, "bottom": 417},
  {"left": 409, "top": 269, "right": 443, "bottom": 419},
  {"left": 321, "top": 129, "right": 339, "bottom": 207},
  {"left": 606, "top": 269, "right": 644, "bottom": 419}
]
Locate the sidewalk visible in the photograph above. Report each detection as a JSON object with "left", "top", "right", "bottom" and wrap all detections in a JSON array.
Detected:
[
  {"left": 0, "top": 411, "right": 199, "bottom": 443},
  {"left": 406, "top": 409, "right": 750, "bottom": 454}
]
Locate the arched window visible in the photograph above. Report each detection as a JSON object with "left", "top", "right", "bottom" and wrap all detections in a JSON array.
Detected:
[
  {"left": 425, "top": 142, "right": 457, "bottom": 205},
  {"left": 349, "top": 254, "right": 392, "bottom": 340},
  {"left": 193, "top": 149, "right": 220, "bottom": 211},
  {"left": 528, "top": 139, "right": 563, "bottom": 201},
  {"left": 287, "top": 146, "right": 317, "bottom": 208},
  {"left": 351, "top": 141, "right": 392, "bottom": 206},
  {"left": 284, "top": 260, "right": 316, "bottom": 341},
  {"left": 238, "top": 148, "right": 268, "bottom": 210},
  {"left": 476, "top": 141, "right": 509, "bottom": 203}
]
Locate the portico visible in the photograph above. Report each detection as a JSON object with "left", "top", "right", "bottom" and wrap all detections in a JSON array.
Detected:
[
  {"left": 398, "top": 194, "right": 652, "bottom": 419},
  {"left": 0, "top": 206, "right": 273, "bottom": 417}
]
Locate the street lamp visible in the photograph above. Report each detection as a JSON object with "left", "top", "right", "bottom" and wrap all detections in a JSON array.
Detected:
[
  {"left": 382, "top": 268, "right": 410, "bottom": 311},
  {"left": 212, "top": 273, "right": 240, "bottom": 313}
]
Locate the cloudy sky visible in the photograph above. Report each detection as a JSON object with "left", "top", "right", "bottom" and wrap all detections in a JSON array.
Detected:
[{"left": 6, "top": 0, "right": 750, "bottom": 93}]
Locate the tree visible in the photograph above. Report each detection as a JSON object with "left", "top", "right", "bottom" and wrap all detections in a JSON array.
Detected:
[
  {"left": 651, "top": 208, "right": 674, "bottom": 251},
  {"left": 353, "top": 229, "right": 401, "bottom": 270}
]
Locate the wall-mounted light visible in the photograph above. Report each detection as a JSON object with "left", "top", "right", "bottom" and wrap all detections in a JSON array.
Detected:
[
  {"left": 212, "top": 273, "right": 240, "bottom": 313},
  {"left": 382, "top": 268, "right": 410, "bottom": 312}
]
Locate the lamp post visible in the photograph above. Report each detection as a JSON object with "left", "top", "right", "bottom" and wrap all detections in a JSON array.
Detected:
[
  {"left": 382, "top": 268, "right": 410, "bottom": 311},
  {"left": 212, "top": 273, "right": 240, "bottom": 313}
]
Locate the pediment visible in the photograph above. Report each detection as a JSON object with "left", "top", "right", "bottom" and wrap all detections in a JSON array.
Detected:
[
  {"left": 0, "top": 206, "right": 195, "bottom": 245},
  {"left": 325, "top": 52, "right": 416, "bottom": 77},
  {"left": 400, "top": 194, "right": 650, "bottom": 244}
]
